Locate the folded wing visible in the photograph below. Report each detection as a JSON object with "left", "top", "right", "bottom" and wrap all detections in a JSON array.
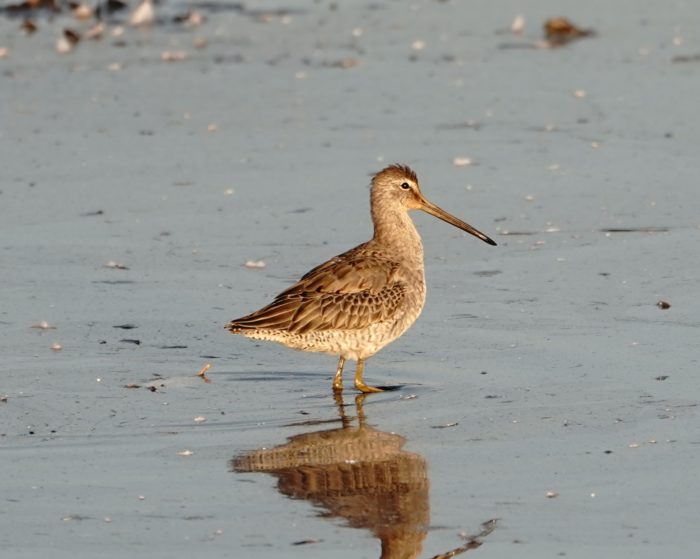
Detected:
[{"left": 226, "top": 246, "right": 406, "bottom": 334}]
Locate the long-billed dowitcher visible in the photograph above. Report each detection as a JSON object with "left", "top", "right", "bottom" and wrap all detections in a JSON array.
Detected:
[{"left": 226, "top": 164, "right": 496, "bottom": 393}]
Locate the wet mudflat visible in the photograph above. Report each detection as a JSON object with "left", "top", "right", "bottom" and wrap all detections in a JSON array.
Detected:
[{"left": 2, "top": 0, "right": 700, "bottom": 557}]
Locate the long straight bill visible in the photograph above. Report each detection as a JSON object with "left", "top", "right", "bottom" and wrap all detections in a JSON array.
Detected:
[{"left": 420, "top": 199, "right": 497, "bottom": 246}]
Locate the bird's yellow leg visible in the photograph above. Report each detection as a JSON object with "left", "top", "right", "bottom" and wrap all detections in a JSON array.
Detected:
[
  {"left": 354, "top": 359, "right": 383, "bottom": 393},
  {"left": 332, "top": 356, "right": 345, "bottom": 392}
]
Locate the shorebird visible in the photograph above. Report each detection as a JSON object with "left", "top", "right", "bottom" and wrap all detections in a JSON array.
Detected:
[{"left": 226, "top": 164, "right": 496, "bottom": 393}]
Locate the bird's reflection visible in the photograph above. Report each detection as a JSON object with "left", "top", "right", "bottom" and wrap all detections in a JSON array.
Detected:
[{"left": 232, "top": 394, "right": 429, "bottom": 559}]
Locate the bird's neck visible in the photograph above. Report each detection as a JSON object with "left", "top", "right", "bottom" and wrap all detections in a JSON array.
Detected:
[{"left": 372, "top": 206, "right": 424, "bottom": 262}]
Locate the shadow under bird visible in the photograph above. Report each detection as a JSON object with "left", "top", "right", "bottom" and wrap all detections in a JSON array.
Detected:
[{"left": 226, "top": 164, "right": 496, "bottom": 393}]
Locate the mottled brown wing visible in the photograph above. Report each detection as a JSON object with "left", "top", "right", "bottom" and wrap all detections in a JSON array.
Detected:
[{"left": 227, "top": 246, "right": 406, "bottom": 334}]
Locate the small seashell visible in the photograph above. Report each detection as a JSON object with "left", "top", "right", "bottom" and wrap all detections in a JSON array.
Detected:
[
  {"left": 510, "top": 15, "right": 525, "bottom": 34},
  {"left": 178, "top": 449, "right": 193, "bottom": 456},
  {"left": 245, "top": 260, "right": 266, "bottom": 269}
]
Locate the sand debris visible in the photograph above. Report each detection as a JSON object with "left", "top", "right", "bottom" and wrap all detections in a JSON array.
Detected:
[
  {"left": 129, "top": 0, "right": 154, "bottom": 27},
  {"left": 545, "top": 490, "right": 559, "bottom": 498},
  {"left": 56, "top": 29, "right": 80, "bottom": 54},
  {"left": 71, "top": 3, "right": 92, "bottom": 20},
  {"left": 105, "top": 260, "right": 129, "bottom": 270},
  {"left": 544, "top": 17, "right": 595, "bottom": 47},
  {"left": 657, "top": 300, "right": 671, "bottom": 309},
  {"left": 120, "top": 338, "right": 140, "bottom": 345},
  {"left": 21, "top": 19, "right": 37, "bottom": 34},
  {"left": 177, "top": 449, "right": 193, "bottom": 456},
  {"left": 85, "top": 22, "right": 105, "bottom": 40},
  {"left": 197, "top": 363, "right": 212, "bottom": 383},
  {"left": 245, "top": 260, "right": 266, "bottom": 269},
  {"left": 161, "top": 51, "right": 187, "bottom": 62},
  {"left": 31, "top": 320, "right": 56, "bottom": 330},
  {"left": 174, "top": 10, "right": 204, "bottom": 27},
  {"left": 431, "top": 422, "right": 459, "bottom": 429},
  {"left": 333, "top": 58, "right": 359, "bottom": 69},
  {"left": 50, "top": 342, "right": 62, "bottom": 351},
  {"left": 510, "top": 15, "right": 525, "bottom": 34},
  {"left": 194, "top": 416, "right": 206, "bottom": 423},
  {"left": 453, "top": 157, "right": 473, "bottom": 167}
]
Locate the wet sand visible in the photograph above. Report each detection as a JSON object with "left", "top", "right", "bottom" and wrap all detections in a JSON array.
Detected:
[{"left": 2, "top": 1, "right": 699, "bottom": 557}]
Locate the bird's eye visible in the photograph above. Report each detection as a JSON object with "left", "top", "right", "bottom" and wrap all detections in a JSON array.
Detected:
[{"left": 400, "top": 182, "right": 411, "bottom": 190}]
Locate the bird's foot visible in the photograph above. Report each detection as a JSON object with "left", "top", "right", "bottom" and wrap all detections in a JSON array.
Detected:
[{"left": 354, "top": 381, "right": 384, "bottom": 394}]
